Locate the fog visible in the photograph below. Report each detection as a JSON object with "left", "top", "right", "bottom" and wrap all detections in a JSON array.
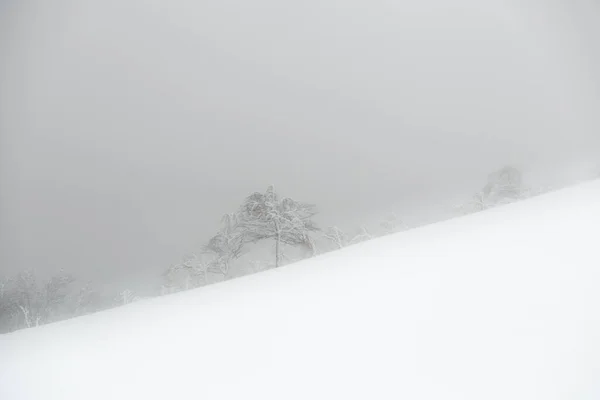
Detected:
[{"left": 1, "top": 0, "right": 599, "bottom": 285}]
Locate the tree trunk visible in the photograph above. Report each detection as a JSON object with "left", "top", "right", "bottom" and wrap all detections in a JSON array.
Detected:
[
  {"left": 274, "top": 220, "right": 281, "bottom": 268},
  {"left": 275, "top": 236, "right": 280, "bottom": 268}
]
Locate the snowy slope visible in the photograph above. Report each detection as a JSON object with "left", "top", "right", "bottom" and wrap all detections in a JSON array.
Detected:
[{"left": 1, "top": 181, "right": 600, "bottom": 400}]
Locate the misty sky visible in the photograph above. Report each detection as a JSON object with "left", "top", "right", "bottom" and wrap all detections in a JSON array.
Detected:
[{"left": 1, "top": 0, "right": 599, "bottom": 284}]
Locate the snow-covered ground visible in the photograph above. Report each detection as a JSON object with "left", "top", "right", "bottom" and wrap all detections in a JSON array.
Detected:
[{"left": 1, "top": 181, "right": 600, "bottom": 400}]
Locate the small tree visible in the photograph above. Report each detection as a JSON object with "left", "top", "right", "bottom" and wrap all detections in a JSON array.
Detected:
[
  {"left": 237, "top": 185, "right": 319, "bottom": 268},
  {"left": 323, "top": 226, "right": 348, "bottom": 250},
  {"left": 482, "top": 165, "right": 524, "bottom": 204},
  {"left": 460, "top": 166, "right": 526, "bottom": 214},
  {"left": 349, "top": 226, "right": 373, "bottom": 245},
  {"left": 380, "top": 212, "right": 405, "bottom": 235},
  {"left": 161, "top": 253, "right": 213, "bottom": 294},
  {"left": 71, "top": 281, "right": 102, "bottom": 317}
]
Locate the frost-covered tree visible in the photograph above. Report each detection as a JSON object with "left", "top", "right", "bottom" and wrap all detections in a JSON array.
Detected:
[
  {"left": 0, "top": 277, "right": 8, "bottom": 299},
  {"left": 71, "top": 281, "right": 108, "bottom": 317},
  {"left": 115, "top": 289, "right": 141, "bottom": 306},
  {"left": 203, "top": 187, "right": 319, "bottom": 270},
  {"left": 460, "top": 166, "right": 527, "bottom": 214},
  {"left": 461, "top": 191, "right": 495, "bottom": 213},
  {"left": 323, "top": 226, "right": 349, "bottom": 249},
  {"left": 0, "top": 276, "right": 11, "bottom": 310},
  {"left": 161, "top": 253, "right": 213, "bottom": 294},
  {"left": 0, "top": 271, "right": 125, "bottom": 334},
  {"left": 17, "top": 270, "right": 74, "bottom": 327},
  {"left": 0, "top": 270, "right": 75, "bottom": 331},
  {"left": 236, "top": 185, "right": 319, "bottom": 268},
  {"left": 349, "top": 226, "right": 373, "bottom": 245},
  {"left": 204, "top": 213, "right": 246, "bottom": 276},
  {"left": 380, "top": 213, "right": 405, "bottom": 235},
  {"left": 482, "top": 166, "right": 524, "bottom": 204},
  {"left": 0, "top": 276, "right": 16, "bottom": 332}
]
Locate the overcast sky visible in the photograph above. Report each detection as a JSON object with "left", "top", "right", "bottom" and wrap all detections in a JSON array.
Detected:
[{"left": 1, "top": 0, "right": 599, "bottom": 284}]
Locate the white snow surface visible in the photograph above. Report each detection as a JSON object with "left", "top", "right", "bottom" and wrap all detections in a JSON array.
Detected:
[{"left": 1, "top": 181, "right": 600, "bottom": 400}]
